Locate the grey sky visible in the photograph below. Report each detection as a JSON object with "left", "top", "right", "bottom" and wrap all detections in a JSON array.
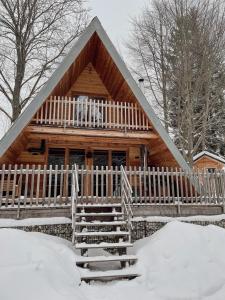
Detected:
[{"left": 88, "top": 0, "right": 147, "bottom": 54}]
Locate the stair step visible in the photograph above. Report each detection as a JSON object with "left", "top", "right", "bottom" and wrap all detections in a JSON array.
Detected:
[
  {"left": 76, "top": 255, "right": 137, "bottom": 265},
  {"left": 75, "top": 231, "right": 129, "bottom": 237},
  {"left": 76, "top": 221, "right": 127, "bottom": 227},
  {"left": 76, "top": 212, "right": 123, "bottom": 217},
  {"left": 75, "top": 242, "right": 133, "bottom": 249},
  {"left": 80, "top": 270, "right": 140, "bottom": 282},
  {"left": 77, "top": 203, "right": 122, "bottom": 208}
]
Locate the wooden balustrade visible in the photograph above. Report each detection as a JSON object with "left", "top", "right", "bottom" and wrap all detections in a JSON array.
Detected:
[
  {"left": 0, "top": 165, "right": 225, "bottom": 209},
  {"left": 33, "top": 96, "right": 151, "bottom": 131}
]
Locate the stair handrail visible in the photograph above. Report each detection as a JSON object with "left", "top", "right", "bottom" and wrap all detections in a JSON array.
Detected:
[
  {"left": 120, "top": 166, "right": 133, "bottom": 232},
  {"left": 71, "top": 164, "right": 79, "bottom": 244}
]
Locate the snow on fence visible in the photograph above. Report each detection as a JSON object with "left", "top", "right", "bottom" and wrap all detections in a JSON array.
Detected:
[
  {"left": 32, "top": 96, "right": 151, "bottom": 131},
  {"left": 0, "top": 165, "right": 225, "bottom": 209}
]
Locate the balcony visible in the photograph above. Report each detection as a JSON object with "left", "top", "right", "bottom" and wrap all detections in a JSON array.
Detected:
[{"left": 32, "top": 96, "right": 152, "bottom": 132}]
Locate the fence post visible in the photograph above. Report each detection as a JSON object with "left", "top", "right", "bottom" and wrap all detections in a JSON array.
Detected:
[{"left": 17, "top": 198, "right": 21, "bottom": 220}]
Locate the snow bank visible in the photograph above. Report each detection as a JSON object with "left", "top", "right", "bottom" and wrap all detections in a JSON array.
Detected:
[
  {"left": 133, "top": 213, "right": 225, "bottom": 223},
  {"left": 2, "top": 222, "right": 225, "bottom": 300},
  {"left": 0, "top": 229, "right": 85, "bottom": 300},
  {"left": 133, "top": 221, "right": 225, "bottom": 300},
  {"left": 0, "top": 217, "right": 71, "bottom": 227}
]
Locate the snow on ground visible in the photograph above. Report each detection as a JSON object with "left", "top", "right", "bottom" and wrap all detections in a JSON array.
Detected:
[
  {"left": 1, "top": 222, "right": 225, "bottom": 300},
  {"left": 1, "top": 213, "right": 225, "bottom": 228},
  {"left": 133, "top": 213, "right": 225, "bottom": 223},
  {"left": 0, "top": 217, "right": 71, "bottom": 227}
]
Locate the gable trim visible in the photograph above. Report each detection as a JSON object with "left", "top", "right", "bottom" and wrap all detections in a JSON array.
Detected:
[{"left": 193, "top": 151, "right": 225, "bottom": 165}]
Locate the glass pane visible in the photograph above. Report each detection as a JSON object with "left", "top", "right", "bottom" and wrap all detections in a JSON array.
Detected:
[
  {"left": 93, "top": 151, "right": 108, "bottom": 167},
  {"left": 69, "top": 149, "right": 85, "bottom": 167},
  {"left": 112, "top": 151, "right": 126, "bottom": 167},
  {"left": 48, "top": 148, "right": 65, "bottom": 166}
]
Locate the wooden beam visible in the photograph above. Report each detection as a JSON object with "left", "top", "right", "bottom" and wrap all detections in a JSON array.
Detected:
[
  {"left": 26, "top": 125, "right": 157, "bottom": 140},
  {"left": 27, "top": 132, "right": 153, "bottom": 146}
]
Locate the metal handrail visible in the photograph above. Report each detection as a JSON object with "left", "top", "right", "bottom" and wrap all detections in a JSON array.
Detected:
[
  {"left": 71, "top": 164, "right": 79, "bottom": 244},
  {"left": 121, "top": 165, "right": 133, "bottom": 234}
]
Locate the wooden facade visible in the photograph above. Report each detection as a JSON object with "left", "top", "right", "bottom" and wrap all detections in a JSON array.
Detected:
[
  {"left": 193, "top": 151, "right": 225, "bottom": 172},
  {"left": 1, "top": 18, "right": 208, "bottom": 218},
  {"left": 0, "top": 27, "right": 184, "bottom": 169}
]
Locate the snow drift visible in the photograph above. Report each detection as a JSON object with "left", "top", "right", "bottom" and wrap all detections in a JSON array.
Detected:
[{"left": 1, "top": 221, "right": 225, "bottom": 300}]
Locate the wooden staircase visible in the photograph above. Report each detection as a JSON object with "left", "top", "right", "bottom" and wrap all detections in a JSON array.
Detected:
[{"left": 71, "top": 166, "right": 140, "bottom": 282}]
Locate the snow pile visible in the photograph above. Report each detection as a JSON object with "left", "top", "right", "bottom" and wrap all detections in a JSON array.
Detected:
[
  {"left": 0, "top": 217, "right": 71, "bottom": 227},
  {"left": 134, "top": 221, "right": 225, "bottom": 300},
  {"left": 0, "top": 229, "right": 85, "bottom": 300},
  {"left": 133, "top": 213, "right": 225, "bottom": 223},
  {"left": 1, "top": 222, "right": 225, "bottom": 300}
]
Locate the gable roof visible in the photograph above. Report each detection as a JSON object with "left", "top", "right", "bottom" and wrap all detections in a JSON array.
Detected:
[
  {"left": 0, "top": 17, "right": 190, "bottom": 172},
  {"left": 193, "top": 151, "right": 225, "bottom": 164}
]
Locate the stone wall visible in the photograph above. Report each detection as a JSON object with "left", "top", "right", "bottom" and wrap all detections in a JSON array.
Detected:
[
  {"left": 3, "top": 218, "right": 225, "bottom": 243},
  {"left": 10, "top": 223, "right": 73, "bottom": 241},
  {"left": 131, "top": 219, "right": 225, "bottom": 241}
]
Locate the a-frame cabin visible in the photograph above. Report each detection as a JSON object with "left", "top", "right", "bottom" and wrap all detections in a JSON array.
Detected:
[
  {"left": 1, "top": 17, "right": 225, "bottom": 282},
  {"left": 0, "top": 17, "right": 188, "bottom": 170},
  {"left": 0, "top": 17, "right": 200, "bottom": 218}
]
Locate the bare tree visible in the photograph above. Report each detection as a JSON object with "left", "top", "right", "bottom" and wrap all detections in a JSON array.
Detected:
[
  {"left": 128, "top": 2, "right": 171, "bottom": 131},
  {"left": 128, "top": 0, "right": 225, "bottom": 165},
  {"left": 0, "top": 0, "right": 89, "bottom": 123}
]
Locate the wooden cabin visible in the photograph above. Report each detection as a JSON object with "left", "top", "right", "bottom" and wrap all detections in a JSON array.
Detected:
[
  {"left": 193, "top": 151, "right": 225, "bottom": 172},
  {"left": 1, "top": 18, "right": 224, "bottom": 218}
]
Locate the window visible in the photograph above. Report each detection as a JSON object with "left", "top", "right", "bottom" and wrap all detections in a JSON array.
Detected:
[
  {"left": 112, "top": 151, "right": 126, "bottom": 167},
  {"left": 207, "top": 168, "right": 216, "bottom": 173},
  {"left": 75, "top": 95, "right": 106, "bottom": 126},
  {"left": 93, "top": 151, "right": 108, "bottom": 167},
  {"left": 48, "top": 148, "right": 65, "bottom": 166},
  {"left": 69, "top": 149, "right": 85, "bottom": 167}
]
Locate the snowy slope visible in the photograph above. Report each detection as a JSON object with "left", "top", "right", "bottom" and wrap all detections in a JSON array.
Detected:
[{"left": 1, "top": 222, "right": 225, "bottom": 300}]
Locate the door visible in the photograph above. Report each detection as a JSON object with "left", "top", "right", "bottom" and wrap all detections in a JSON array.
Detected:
[
  {"left": 93, "top": 151, "right": 108, "bottom": 197},
  {"left": 111, "top": 151, "right": 126, "bottom": 196},
  {"left": 69, "top": 149, "right": 85, "bottom": 197},
  {"left": 48, "top": 148, "right": 65, "bottom": 197}
]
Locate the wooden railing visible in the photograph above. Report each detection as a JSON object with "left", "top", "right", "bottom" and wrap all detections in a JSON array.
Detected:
[
  {"left": 33, "top": 96, "right": 151, "bottom": 131},
  {"left": 1, "top": 165, "right": 225, "bottom": 209}
]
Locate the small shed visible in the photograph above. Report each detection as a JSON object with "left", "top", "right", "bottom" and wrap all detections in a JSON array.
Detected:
[{"left": 193, "top": 151, "right": 225, "bottom": 172}]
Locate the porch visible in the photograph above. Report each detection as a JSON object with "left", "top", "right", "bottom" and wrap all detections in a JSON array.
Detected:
[{"left": 0, "top": 165, "right": 225, "bottom": 219}]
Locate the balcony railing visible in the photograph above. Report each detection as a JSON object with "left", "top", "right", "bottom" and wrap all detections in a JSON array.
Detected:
[{"left": 32, "top": 96, "right": 152, "bottom": 131}]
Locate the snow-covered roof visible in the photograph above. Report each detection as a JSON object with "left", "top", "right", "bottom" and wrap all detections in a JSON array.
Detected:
[{"left": 193, "top": 151, "right": 225, "bottom": 164}]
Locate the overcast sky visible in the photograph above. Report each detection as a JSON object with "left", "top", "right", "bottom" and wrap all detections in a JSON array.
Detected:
[{"left": 88, "top": 0, "right": 148, "bottom": 55}]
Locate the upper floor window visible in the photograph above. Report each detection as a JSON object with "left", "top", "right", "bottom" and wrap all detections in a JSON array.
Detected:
[
  {"left": 74, "top": 94, "right": 106, "bottom": 124},
  {"left": 207, "top": 168, "right": 216, "bottom": 173}
]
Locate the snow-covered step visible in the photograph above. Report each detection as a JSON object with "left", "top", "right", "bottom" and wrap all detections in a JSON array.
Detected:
[
  {"left": 76, "top": 221, "right": 127, "bottom": 227},
  {"left": 75, "top": 242, "right": 133, "bottom": 249},
  {"left": 77, "top": 203, "right": 122, "bottom": 208},
  {"left": 76, "top": 254, "right": 137, "bottom": 265},
  {"left": 75, "top": 231, "right": 129, "bottom": 237},
  {"left": 76, "top": 212, "right": 123, "bottom": 217},
  {"left": 80, "top": 269, "right": 140, "bottom": 282}
]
